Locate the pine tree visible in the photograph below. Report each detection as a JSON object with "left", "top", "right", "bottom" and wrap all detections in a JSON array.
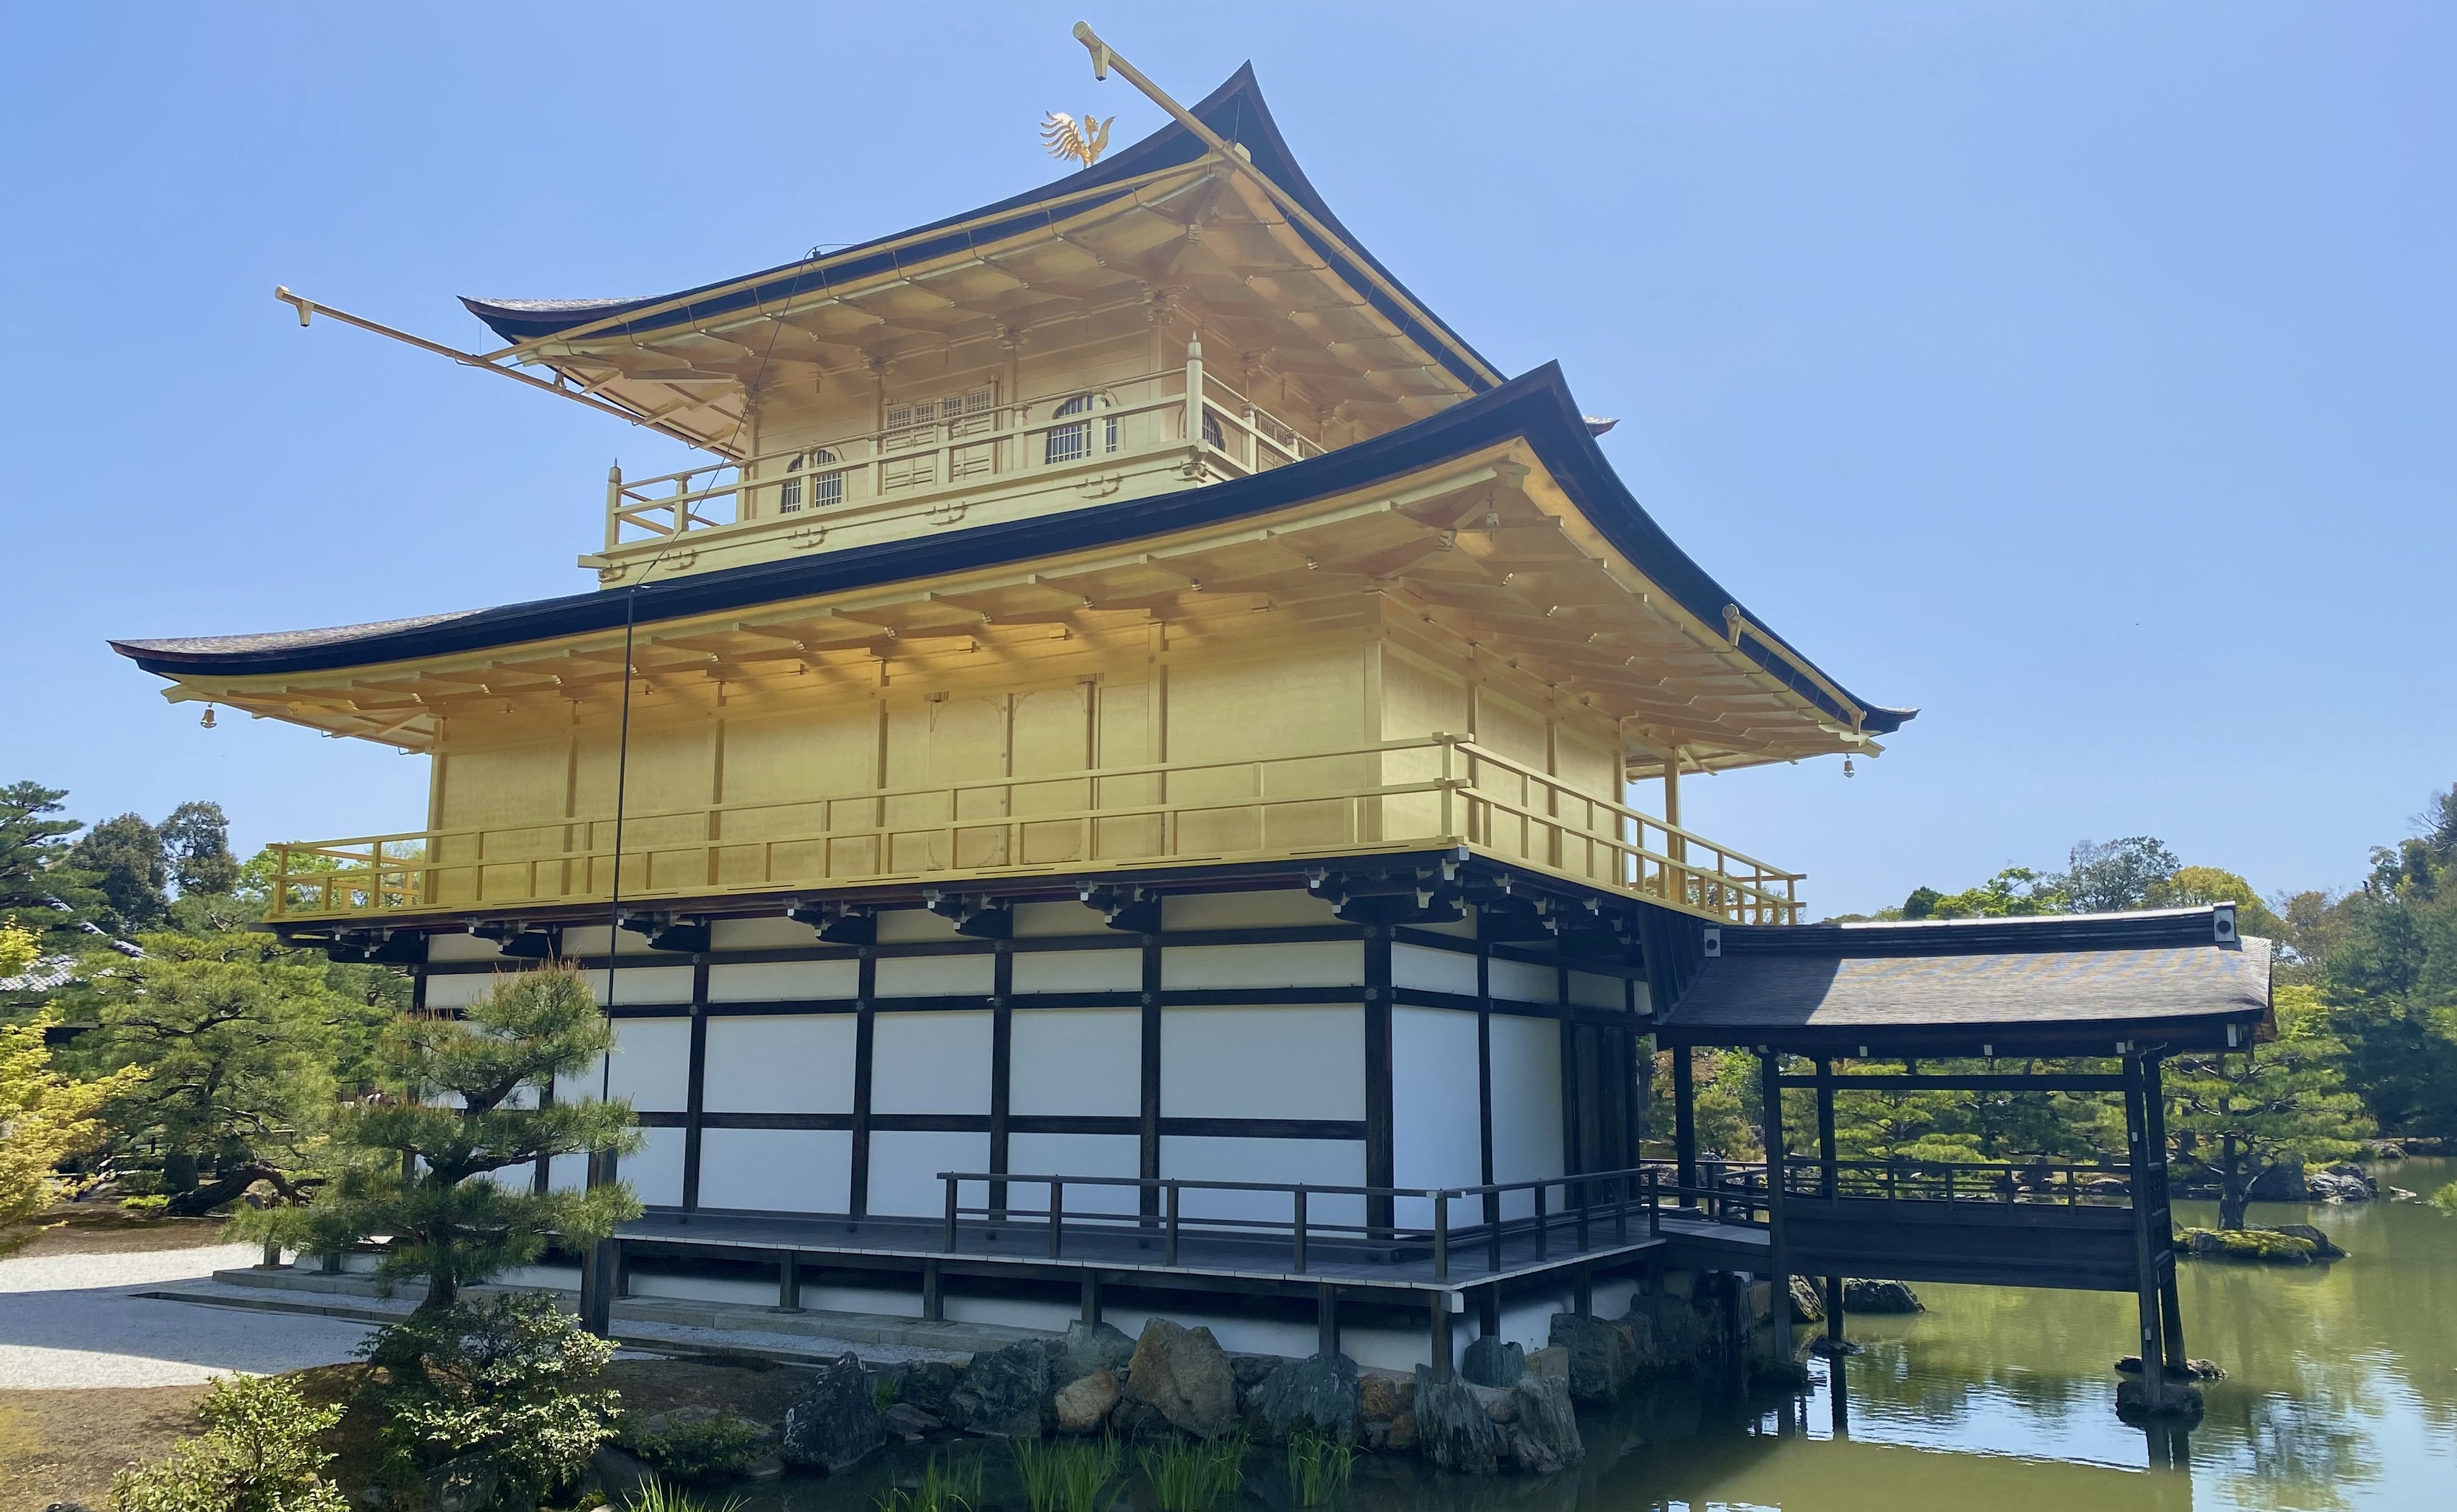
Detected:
[
  {"left": 260, "top": 967, "right": 640, "bottom": 1313},
  {"left": 0, "top": 782, "right": 101, "bottom": 950},
  {"left": 2165, "top": 985, "right": 2372, "bottom": 1228}
]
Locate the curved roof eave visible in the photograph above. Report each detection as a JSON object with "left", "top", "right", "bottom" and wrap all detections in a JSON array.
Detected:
[
  {"left": 460, "top": 65, "right": 1501, "bottom": 396},
  {"left": 110, "top": 362, "right": 1912, "bottom": 736}
]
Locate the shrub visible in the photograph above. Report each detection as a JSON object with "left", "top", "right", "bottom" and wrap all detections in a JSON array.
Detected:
[
  {"left": 110, "top": 1374, "right": 348, "bottom": 1512},
  {"left": 362, "top": 1291, "right": 620, "bottom": 1505},
  {"left": 628, "top": 1411, "right": 767, "bottom": 1483},
  {"left": 624, "top": 1482, "right": 748, "bottom": 1512},
  {"left": 120, "top": 1194, "right": 173, "bottom": 1216},
  {"left": 2181, "top": 1226, "right": 2317, "bottom": 1263}
]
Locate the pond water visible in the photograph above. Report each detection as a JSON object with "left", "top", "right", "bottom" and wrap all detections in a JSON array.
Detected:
[{"left": 737, "top": 1158, "right": 2457, "bottom": 1512}]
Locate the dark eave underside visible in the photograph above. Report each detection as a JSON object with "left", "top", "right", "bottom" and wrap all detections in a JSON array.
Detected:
[
  {"left": 112, "top": 364, "right": 1910, "bottom": 735},
  {"left": 461, "top": 66, "right": 1498, "bottom": 397}
]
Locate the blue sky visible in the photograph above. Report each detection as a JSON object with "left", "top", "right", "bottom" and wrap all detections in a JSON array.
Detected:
[{"left": 2, "top": 3, "right": 2448, "bottom": 918}]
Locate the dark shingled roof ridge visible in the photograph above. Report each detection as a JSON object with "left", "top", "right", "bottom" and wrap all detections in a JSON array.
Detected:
[
  {"left": 108, "top": 361, "right": 1912, "bottom": 735},
  {"left": 459, "top": 65, "right": 1498, "bottom": 395}
]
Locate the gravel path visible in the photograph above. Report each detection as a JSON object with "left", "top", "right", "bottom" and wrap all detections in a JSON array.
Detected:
[{"left": 0, "top": 1245, "right": 376, "bottom": 1388}]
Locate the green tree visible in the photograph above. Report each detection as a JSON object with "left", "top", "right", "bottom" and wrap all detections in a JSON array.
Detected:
[
  {"left": 2058, "top": 836, "right": 2182, "bottom": 913},
  {"left": 159, "top": 800, "right": 240, "bottom": 898},
  {"left": 2, "top": 1011, "right": 144, "bottom": 1245},
  {"left": 2165, "top": 984, "right": 2372, "bottom": 1228},
  {"left": 1924, "top": 867, "right": 2070, "bottom": 920},
  {"left": 66, "top": 933, "right": 348, "bottom": 1211},
  {"left": 2152, "top": 865, "right": 2289, "bottom": 941},
  {"left": 264, "top": 967, "right": 640, "bottom": 1313},
  {"left": 0, "top": 781, "right": 102, "bottom": 951},
  {"left": 69, "top": 812, "right": 170, "bottom": 934},
  {"left": 2312, "top": 784, "right": 2457, "bottom": 1139}
]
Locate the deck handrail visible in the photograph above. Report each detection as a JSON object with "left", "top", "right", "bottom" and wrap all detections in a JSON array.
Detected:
[
  {"left": 936, "top": 1166, "right": 1670, "bottom": 1280},
  {"left": 601, "top": 346, "right": 1324, "bottom": 552},
  {"left": 1778, "top": 1153, "right": 2136, "bottom": 1206},
  {"left": 265, "top": 734, "right": 1804, "bottom": 926}
]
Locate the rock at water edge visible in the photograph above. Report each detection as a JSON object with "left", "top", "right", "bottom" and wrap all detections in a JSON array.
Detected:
[
  {"left": 1507, "top": 1372, "right": 1584, "bottom": 1474},
  {"left": 1841, "top": 1278, "right": 1923, "bottom": 1314},
  {"left": 1413, "top": 1369, "right": 1506, "bottom": 1475},
  {"left": 2261, "top": 1223, "right": 2346, "bottom": 1259},
  {"left": 1460, "top": 1336, "right": 1526, "bottom": 1388},
  {"left": 1548, "top": 1313, "right": 1633, "bottom": 1402},
  {"left": 1248, "top": 1352, "right": 1361, "bottom": 1441},
  {"left": 951, "top": 1339, "right": 1052, "bottom": 1439},
  {"left": 1124, "top": 1318, "right": 1237, "bottom": 1439},
  {"left": 781, "top": 1353, "right": 887, "bottom": 1474},
  {"left": 1053, "top": 1369, "right": 1121, "bottom": 1434},
  {"left": 1057, "top": 1319, "right": 1137, "bottom": 1383},
  {"left": 900, "top": 1360, "right": 963, "bottom": 1419}
]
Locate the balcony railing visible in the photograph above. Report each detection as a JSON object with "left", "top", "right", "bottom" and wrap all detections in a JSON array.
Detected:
[
  {"left": 264, "top": 734, "right": 1803, "bottom": 926},
  {"left": 600, "top": 343, "right": 1322, "bottom": 556}
]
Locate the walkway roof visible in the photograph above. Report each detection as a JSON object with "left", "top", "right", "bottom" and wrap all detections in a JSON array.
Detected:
[{"left": 1656, "top": 907, "right": 2273, "bottom": 1055}]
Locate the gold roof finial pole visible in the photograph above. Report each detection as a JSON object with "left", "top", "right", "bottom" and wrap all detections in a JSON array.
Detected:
[{"left": 1067, "top": 21, "right": 1504, "bottom": 389}]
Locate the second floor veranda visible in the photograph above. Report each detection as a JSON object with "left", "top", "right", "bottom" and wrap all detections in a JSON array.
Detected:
[{"left": 263, "top": 734, "right": 1802, "bottom": 928}]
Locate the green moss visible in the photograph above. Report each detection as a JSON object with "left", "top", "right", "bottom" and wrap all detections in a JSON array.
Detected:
[{"left": 2181, "top": 1227, "right": 2316, "bottom": 1263}]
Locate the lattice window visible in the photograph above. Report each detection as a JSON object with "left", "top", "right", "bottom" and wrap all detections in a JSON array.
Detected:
[
  {"left": 1046, "top": 391, "right": 1117, "bottom": 467},
  {"left": 884, "top": 385, "right": 995, "bottom": 490},
  {"left": 778, "top": 448, "right": 841, "bottom": 514}
]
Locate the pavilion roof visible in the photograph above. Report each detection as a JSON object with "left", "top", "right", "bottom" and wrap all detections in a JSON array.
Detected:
[
  {"left": 1656, "top": 907, "right": 2273, "bottom": 1055},
  {"left": 457, "top": 66, "right": 1499, "bottom": 454},
  {"left": 111, "top": 362, "right": 1914, "bottom": 761}
]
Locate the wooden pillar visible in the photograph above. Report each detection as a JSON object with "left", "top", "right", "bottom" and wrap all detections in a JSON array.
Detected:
[
  {"left": 1318, "top": 1283, "right": 1340, "bottom": 1358},
  {"left": 849, "top": 953, "right": 877, "bottom": 1220},
  {"left": 680, "top": 960, "right": 709, "bottom": 1220},
  {"left": 1673, "top": 1043, "right": 1698, "bottom": 1203},
  {"left": 989, "top": 945, "right": 1013, "bottom": 1222},
  {"left": 1365, "top": 926, "right": 1395, "bottom": 1238},
  {"left": 1477, "top": 942, "right": 1498, "bottom": 1234},
  {"left": 1139, "top": 933, "right": 1163, "bottom": 1220},
  {"left": 1815, "top": 1057, "right": 1838, "bottom": 1196},
  {"left": 1080, "top": 1272, "right": 1102, "bottom": 1328},
  {"left": 1427, "top": 1293, "right": 1455, "bottom": 1379},
  {"left": 774, "top": 1252, "right": 805, "bottom": 1314},
  {"left": 2143, "top": 1056, "right": 2186, "bottom": 1375},
  {"left": 1759, "top": 1050, "right": 1793, "bottom": 1351},
  {"left": 578, "top": 1148, "right": 620, "bottom": 1336},
  {"left": 2123, "top": 1054, "right": 2173, "bottom": 1411}
]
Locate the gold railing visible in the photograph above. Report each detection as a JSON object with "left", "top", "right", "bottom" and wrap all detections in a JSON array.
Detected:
[
  {"left": 265, "top": 736, "right": 1802, "bottom": 926},
  {"left": 601, "top": 343, "right": 1322, "bottom": 551}
]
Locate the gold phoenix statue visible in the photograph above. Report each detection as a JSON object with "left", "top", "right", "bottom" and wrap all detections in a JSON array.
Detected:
[{"left": 1041, "top": 110, "right": 1114, "bottom": 168}]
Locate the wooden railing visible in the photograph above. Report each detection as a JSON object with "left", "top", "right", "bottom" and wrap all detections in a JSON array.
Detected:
[
  {"left": 1780, "top": 1155, "right": 2136, "bottom": 1207},
  {"left": 601, "top": 343, "right": 1321, "bottom": 552},
  {"left": 264, "top": 734, "right": 1802, "bottom": 925}
]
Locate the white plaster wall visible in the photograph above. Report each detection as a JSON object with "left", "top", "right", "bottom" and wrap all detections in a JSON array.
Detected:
[
  {"left": 867, "top": 1130, "right": 989, "bottom": 1216},
  {"left": 1632, "top": 981, "right": 1653, "bottom": 1015},
  {"left": 606, "top": 1018, "right": 692, "bottom": 1113},
  {"left": 564, "top": 925, "right": 659, "bottom": 956},
  {"left": 1163, "top": 942, "right": 1361, "bottom": 990},
  {"left": 1161, "top": 1006, "right": 1362, "bottom": 1120},
  {"left": 695, "top": 1128, "right": 852, "bottom": 1213},
  {"left": 1484, "top": 1279, "right": 1645, "bottom": 1356},
  {"left": 1488, "top": 1014, "right": 1563, "bottom": 1219},
  {"left": 1391, "top": 1006, "right": 1482, "bottom": 1228},
  {"left": 875, "top": 954, "right": 995, "bottom": 997},
  {"left": 581, "top": 965, "right": 696, "bottom": 1005},
  {"left": 1010, "top": 1009, "right": 1140, "bottom": 1117},
  {"left": 708, "top": 959, "right": 859, "bottom": 1002},
  {"left": 875, "top": 909, "right": 960, "bottom": 943},
  {"left": 1393, "top": 943, "right": 1477, "bottom": 997},
  {"left": 1488, "top": 958, "right": 1558, "bottom": 1006},
  {"left": 1160, "top": 1136, "right": 1364, "bottom": 1228},
  {"left": 420, "top": 971, "right": 507, "bottom": 1010},
  {"left": 426, "top": 933, "right": 506, "bottom": 963},
  {"left": 1162, "top": 890, "right": 1337, "bottom": 930},
  {"left": 871, "top": 1011, "right": 992, "bottom": 1113},
  {"left": 703, "top": 1015, "right": 856, "bottom": 1113},
  {"left": 1007, "top": 1132, "right": 1140, "bottom": 1215},
  {"left": 1568, "top": 971, "right": 1626, "bottom": 1010},
  {"left": 709, "top": 916, "right": 820, "bottom": 951},
  {"left": 1012, "top": 949, "right": 1142, "bottom": 994},
  {"left": 1013, "top": 901, "right": 1103, "bottom": 937},
  {"left": 627, "top": 1126, "right": 687, "bottom": 1207}
]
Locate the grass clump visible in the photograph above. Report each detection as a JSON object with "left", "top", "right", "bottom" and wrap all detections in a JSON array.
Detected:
[
  {"left": 624, "top": 1481, "right": 748, "bottom": 1512},
  {"left": 1137, "top": 1433, "right": 1247, "bottom": 1512},
  {"left": 626, "top": 1411, "right": 767, "bottom": 1482},
  {"left": 1015, "top": 1435, "right": 1122, "bottom": 1512},
  {"left": 875, "top": 1450, "right": 985, "bottom": 1512},
  {"left": 110, "top": 1374, "right": 349, "bottom": 1512},
  {"left": 2181, "top": 1226, "right": 2317, "bottom": 1263},
  {"left": 1285, "top": 1428, "right": 1354, "bottom": 1505}
]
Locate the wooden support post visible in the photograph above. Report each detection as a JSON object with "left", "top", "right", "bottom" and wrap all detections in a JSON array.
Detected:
[
  {"left": 2142, "top": 1056, "right": 2187, "bottom": 1378},
  {"left": 1574, "top": 1267, "right": 1593, "bottom": 1318},
  {"left": 774, "top": 1252, "right": 805, "bottom": 1314},
  {"left": 1427, "top": 1293, "right": 1455, "bottom": 1380},
  {"left": 1318, "top": 1283, "right": 1340, "bottom": 1358},
  {"left": 1673, "top": 1045, "right": 1698, "bottom": 1203},
  {"left": 922, "top": 1258, "right": 943, "bottom": 1323},
  {"left": 1825, "top": 1275, "right": 1845, "bottom": 1350},
  {"left": 1081, "top": 1271, "right": 1102, "bottom": 1328},
  {"left": 1815, "top": 1057, "right": 1839, "bottom": 1199},
  {"left": 578, "top": 1147, "right": 620, "bottom": 1337},
  {"left": 1759, "top": 1051, "right": 1793, "bottom": 1353},
  {"left": 2123, "top": 1055, "right": 2172, "bottom": 1411},
  {"left": 1477, "top": 1285, "right": 1500, "bottom": 1340}
]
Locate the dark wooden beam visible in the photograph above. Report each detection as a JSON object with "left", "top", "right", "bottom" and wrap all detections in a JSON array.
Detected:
[{"left": 1779, "top": 1073, "right": 2128, "bottom": 1093}]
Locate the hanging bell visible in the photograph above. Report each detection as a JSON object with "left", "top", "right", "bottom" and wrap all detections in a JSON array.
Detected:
[{"left": 199, "top": 705, "right": 218, "bottom": 730}]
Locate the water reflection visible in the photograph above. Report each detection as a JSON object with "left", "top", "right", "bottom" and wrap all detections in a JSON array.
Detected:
[{"left": 720, "top": 1160, "right": 2457, "bottom": 1511}]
